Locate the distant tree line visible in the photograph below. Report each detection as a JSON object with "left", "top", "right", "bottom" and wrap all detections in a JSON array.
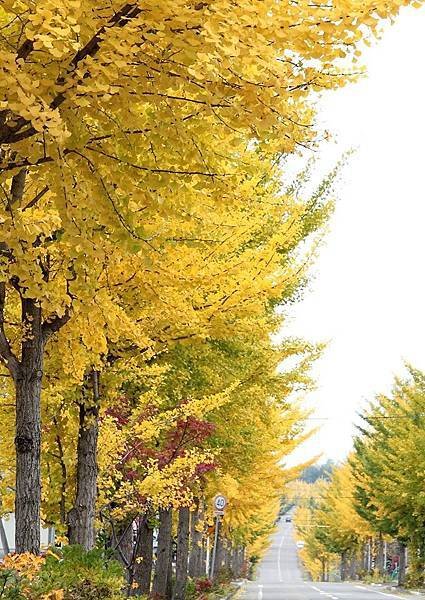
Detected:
[{"left": 300, "top": 460, "right": 335, "bottom": 484}]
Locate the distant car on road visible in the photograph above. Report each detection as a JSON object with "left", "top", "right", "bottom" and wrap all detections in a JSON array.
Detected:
[{"left": 285, "top": 516, "right": 291, "bottom": 522}]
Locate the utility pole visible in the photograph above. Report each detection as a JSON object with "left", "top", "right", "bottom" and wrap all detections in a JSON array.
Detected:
[{"left": 206, "top": 536, "right": 210, "bottom": 576}]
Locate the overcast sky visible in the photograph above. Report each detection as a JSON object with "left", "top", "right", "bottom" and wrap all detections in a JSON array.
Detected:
[{"left": 284, "top": 6, "right": 425, "bottom": 466}]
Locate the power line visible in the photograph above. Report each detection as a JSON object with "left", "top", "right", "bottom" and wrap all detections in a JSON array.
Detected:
[{"left": 284, "top": 415, "right": 425, "bottom": 421}]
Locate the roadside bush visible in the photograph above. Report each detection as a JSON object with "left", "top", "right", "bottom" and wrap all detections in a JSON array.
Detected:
[
  {"left": 195, "top": 577, "right": 213, "bottom": 595},
  {"left": 0, "top": 546, "right": 125, "bottom": 599},
  {"left": 185, "top": 578, "right": 197, "bottom": 599},
  {"left": 36, "top": 545, "right": 124, "bottom": 598}
]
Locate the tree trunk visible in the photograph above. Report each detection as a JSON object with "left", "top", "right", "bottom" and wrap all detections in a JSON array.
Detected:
[
  {"left": 231, "top": 546, "right": 241, "bottom": 578},
  {"left": 15, "top": 298, "right": 43, "bottom": 554},
  {"left": 224, "top": 540, "right": 232, "bottom": 571},
  {"left": 173, "top": 507, "right": 190, "bottom": 600},
  {"left": 216, "top": 530, "right": 225, "bottom": 577},
  {"left": 418, "top": 542, "right": 425, "bottom": 587},
  {"left": 376, "top": 533, "right": 385, "bottom": 576},
  {"left": 398, "top": 541, "right": 406, "bottom": 587},
  {"left": 203, "top": 536, "right": 209, "bottom": 577},
  {"left": 189, "top": 504, "right": 203, "bottom": 578},
  {"left": 152, "top": 508, "right": 173, "bottom": 599},
  {"left": 210, "top": 517, "right": 222, "bottom": 581},
  {"left": 114, "top": 519, "right": 134, "bottom": 580},
  {"left": 166, "top": 539, "right": 173, "bottom": 600},
  {"left": 349, "top": 550, "right": 358, "bottom": 580},
  {"left": 321, "top": 558, "right": 326, "bottom": 582},
  {"left": 340, "top": 550, "right": 349, "bottom": 581},
  {"left": 132, "top": 515, "right": 154, "bottom": 596},
  {"left": 68, "top": 371, "right": 100, "bottom": 549},
  {"left": 237, "top": 546, "right": 245, "bottom": 579}
]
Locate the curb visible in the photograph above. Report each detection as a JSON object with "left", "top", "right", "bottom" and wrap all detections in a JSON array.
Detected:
[{"left": 220, "top": 579, "right": 246, "bottom": 600}]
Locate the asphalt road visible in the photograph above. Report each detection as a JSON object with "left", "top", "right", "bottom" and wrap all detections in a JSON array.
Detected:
[{"left": 241, "top": 517, "right": 425, "bottom": 600}]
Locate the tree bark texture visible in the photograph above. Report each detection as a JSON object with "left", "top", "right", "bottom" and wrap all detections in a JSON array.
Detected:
[
  {"left": 15, "top": 298, "right": 43, "bottom": 554},
  {"left": 68, "top": 371, "right": 100, "bottom": 549},
  {"left": 132, "top": 515, "right": 154, "bottom": 596},
  {"left": 216, "top": 529, "right": 225, "bottom": 577},
  {"left": 189, "top": 504, "right": 203, "bottom": 578},
  {"left": 173, "top": 507, "right": 190, "bottom": 600},
  {"left": 166, "top": 539, "right": 173, "bottom": 600},
  {"left": 224, "top": 540, "right": 232, "bottom": 571},
  {"left": 0, "top": 169, "right": 71, "bottom": 554},
  {"left": 340, "top": 550, "right": 349, "bottom": 581},
  {"left": 398, "top": 541, "right": 407, "bottom": 586},
  {"left": 210, "top": 517, "right": 223, "bottom": 581},
  {"left": 321, "top": 558, "right": 326, "bottom": 582},
  {"left": 362, "top": 542, "right": 368, "bottom": 572},
  {"left": 232, "top": 546, "right": 245, "bottom": 579},
  {"left": 152, "top": 508, "right": 173, "bottom": 599},
  {"left": 349, "top": 550, "right": 358, "bottom": 580},
  {"left": 376, "top": 533, "right": 385, "bottom": 575},
  {"left": 114, "top": 519, "right": 134, "bottom": 579}
]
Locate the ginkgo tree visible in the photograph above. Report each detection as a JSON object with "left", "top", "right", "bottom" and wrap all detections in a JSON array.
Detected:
[
  {"left": 295, "top": 368, "right": 425, "bottom": 587},
  {"left": 0, "top": 138, "right": 334, "bottom": 556},
  {"left": 352, "top": 367, "right": 425, "bottom": 586},
  {"left": 35, "top": 323, "right": 319, "bottom": 589},
  {"left": 0, "top": 0, "right": 422, "bottom": 558},
  {"left": 294, "top": 461, "right": 371, "bottom": 581}
]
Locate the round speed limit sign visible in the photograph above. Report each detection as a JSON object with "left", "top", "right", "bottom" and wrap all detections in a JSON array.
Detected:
[{"left": 214, "top": 494, "right": 227, "bottom": 513}]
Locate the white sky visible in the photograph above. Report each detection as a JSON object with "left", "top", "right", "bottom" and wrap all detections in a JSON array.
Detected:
[{"left": 285, "top": 6, "right": 425, "bottom": 465}]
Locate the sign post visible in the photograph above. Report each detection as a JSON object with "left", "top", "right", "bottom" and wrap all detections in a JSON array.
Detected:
[{"left": 210, "top": 494, "right": 227, "bottom": 580}]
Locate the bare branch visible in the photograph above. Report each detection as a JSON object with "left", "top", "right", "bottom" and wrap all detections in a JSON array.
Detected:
[
  {"left": 22, "top": 185, "right": 49, "bottom": 211},
  {"left": 0, "top": 4, "right": 143, "bottom": 145},
  {"left": 16, "top": 39, "right": 34, "bottom": 61},
  {"left": 85, "top": 146, "right": 224, "bottom": 177},
  {"left": 0, "top": 154, "right": 54, "bottom": 174},
  {"left": 42, "top": 308, "right": 72, "bottom": 343}
]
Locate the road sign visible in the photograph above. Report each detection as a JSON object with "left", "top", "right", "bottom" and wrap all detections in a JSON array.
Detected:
[
  {"left": 210, "top": 495, "right": 227, "bottom": 580},
  {"left": 213, "top": 494, "right": 227, "bottom": 514}
]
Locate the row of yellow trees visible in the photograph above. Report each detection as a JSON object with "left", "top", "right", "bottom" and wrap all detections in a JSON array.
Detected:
[
  {"left": 294, "top": 367, "right": 425, "bottom": 588},
  {"left": 0, "top": 0, "right": 422, "bottom": 597}
]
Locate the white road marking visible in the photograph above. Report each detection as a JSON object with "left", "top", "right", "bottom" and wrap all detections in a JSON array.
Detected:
[
  {"left": 258, "top": 584, "right": 263, "bottom": 600},
  {"left": 277, "top": 535, "right": 284, "bottom": 582},
  {"left": 310, "top": 585, "right": 339, "bottom": 599},
  {"left": 355, "top": 585, "right": 402, "bottom": 598}
]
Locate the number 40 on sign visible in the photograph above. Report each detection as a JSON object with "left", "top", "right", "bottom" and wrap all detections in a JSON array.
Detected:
[{"left": 213, "top": 494, "right": 227, "bottom": 515}]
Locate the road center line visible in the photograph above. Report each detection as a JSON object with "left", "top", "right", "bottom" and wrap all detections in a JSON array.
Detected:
[{"left": 277, "top": 535, "right": 284, "bottom": 582}]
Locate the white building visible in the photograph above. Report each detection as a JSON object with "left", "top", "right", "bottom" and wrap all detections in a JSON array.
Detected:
[{"left": 0, "top": 515, "right": 52, "bottom": 556}]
